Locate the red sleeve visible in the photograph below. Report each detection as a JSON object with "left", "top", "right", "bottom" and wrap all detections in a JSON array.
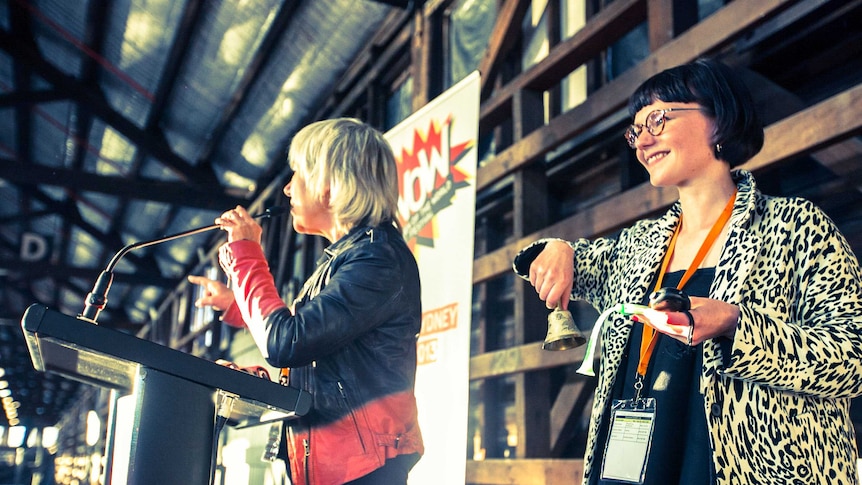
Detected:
[
  {"left": 218, "top": 240, "right": 288, "bottom": 324},
  {"left": 219, "top": 302, "right": 245, "bottom": 328}
]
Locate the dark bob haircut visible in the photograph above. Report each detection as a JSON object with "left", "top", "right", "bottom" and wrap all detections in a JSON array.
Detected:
[{"left": 627, "top": 58, "right": 764, "bottom": 168}]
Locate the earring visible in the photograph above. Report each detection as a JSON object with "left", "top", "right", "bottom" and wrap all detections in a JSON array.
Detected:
[{"left": 715, "top": 143, "right": 722, "bottom": 153}]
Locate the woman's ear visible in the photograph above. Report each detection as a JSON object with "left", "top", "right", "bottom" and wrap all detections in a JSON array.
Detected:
[{"left": 321, "top": 185, "right": 332, "bottom": 207}]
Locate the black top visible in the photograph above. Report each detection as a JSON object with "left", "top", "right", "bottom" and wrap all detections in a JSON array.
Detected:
[{"left": 592, "top": 268, "right": 717, "bottom": 485}]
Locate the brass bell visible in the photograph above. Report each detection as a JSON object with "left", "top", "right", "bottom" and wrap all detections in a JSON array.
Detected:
[{"left": 542, "top": 307, "right": 587, "bottom": 351}]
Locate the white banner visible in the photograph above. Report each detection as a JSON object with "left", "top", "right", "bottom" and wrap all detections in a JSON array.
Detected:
[{"left": 386, "top": 71, "right": 480, "bottom": 485}]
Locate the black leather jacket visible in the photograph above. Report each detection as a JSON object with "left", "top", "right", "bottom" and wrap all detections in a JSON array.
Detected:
[{"left": 220, "top": 223, "right": 423, "bottom": 485}]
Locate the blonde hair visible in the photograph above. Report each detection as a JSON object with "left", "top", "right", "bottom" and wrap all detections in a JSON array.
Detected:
[{"left": 288, "top": 118, "right": 400, "bottom": 234}]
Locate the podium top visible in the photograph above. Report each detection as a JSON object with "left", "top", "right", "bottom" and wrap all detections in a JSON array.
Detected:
[{"left": 22, "top": 304, "right": 311, "bottom": 427}]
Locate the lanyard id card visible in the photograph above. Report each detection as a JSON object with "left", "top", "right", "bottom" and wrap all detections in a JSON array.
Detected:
[{"left": 600, "top": 398, "right": 657, "bottom": 483}]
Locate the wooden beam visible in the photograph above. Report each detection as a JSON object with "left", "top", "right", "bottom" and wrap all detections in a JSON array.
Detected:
[
  {"left": 512, "top": 142, "right": 553, "bottom": 459},
  {"left": 480, "top": 0, "right": 645, "bottom": 132},
  {"left": 811, "top": 139, "right": 862, "bottom": 192},
  {"left": 742, "top": 66, "right": 862, "bottom": 191},
  {"left": 411, "top": 6, "right": 430, "bottom": 109},
  {"left": 0, "top": 28, "right": 222, "bottom": 188},
  {"left": 549, "top": 378, "right": 594, "bottom": 455},
  {"left": 330, "top": 26, "right": 413, "bottom": 118},
  {"left": 470, "top": 339, "right": 588, "bottom": 380},
  {"left": 744, "top": 82, "right": 862, "bottom": 172},
  {"left": 315, "top": 11, "right": 413, "bottom": 121},
  {"left": 0, "top": 158, "right": 247, "bottom": 209},
  {"left": 647, "top": 0, "right": 674, "bottom": 50},
  {"left": 0, "top": 258, "right": 175, "bottom": 287},
  {"left": 466, "top": 458, "right": 584, "bottom": 485},
  {"left": 478, "top": 0, "right": 531, "bottom": 101}
]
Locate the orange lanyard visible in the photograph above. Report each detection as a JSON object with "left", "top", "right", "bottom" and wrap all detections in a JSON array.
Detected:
[{"left": 636, "top": 189, "right": 737, "bottom": 377}]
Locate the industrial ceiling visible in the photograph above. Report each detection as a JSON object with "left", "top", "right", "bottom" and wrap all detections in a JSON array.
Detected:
[{"left": 0, "top": 0, "right": 410, "bottom": 430}]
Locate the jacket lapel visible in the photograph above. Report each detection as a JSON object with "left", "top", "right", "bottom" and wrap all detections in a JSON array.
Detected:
[{"left": 702, "top": 171, "right": 761, "bottom": 386}]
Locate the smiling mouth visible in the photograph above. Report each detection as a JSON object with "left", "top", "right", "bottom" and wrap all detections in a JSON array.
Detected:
[{"left": 645, "top": 151, "right": 669, "bottom": 164}]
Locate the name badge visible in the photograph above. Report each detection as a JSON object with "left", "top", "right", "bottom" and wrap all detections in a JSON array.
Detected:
[{"left": 600, "top": 398, "right": 656, "bottom": 483}]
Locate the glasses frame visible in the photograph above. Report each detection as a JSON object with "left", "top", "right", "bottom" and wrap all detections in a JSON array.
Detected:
[{"left": 625, "top": 107, "right": 702, "bottom": 148}]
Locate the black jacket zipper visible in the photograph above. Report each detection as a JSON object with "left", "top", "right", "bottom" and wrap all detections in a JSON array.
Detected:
[{"left": 337, "top": 381, "right": 368, "bottom": 453}]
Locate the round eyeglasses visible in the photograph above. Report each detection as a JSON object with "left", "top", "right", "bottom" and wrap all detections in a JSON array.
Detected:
[{"left": 624, "top": 108, "right": 702, "bottom": 148}]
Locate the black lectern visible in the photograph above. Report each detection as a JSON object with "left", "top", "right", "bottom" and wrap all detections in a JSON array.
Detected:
[{"left": 21, "top": 304, "right": 311, "bottom": 485}]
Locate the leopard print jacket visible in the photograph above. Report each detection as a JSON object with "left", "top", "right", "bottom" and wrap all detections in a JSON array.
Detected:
[{"left": 515, "top": 170, "right": 862, "bottom": 484}]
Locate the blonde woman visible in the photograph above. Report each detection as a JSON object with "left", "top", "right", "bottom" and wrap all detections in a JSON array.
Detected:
[{"left": 191, "top": 118, "right": 423, "bottom": 485}]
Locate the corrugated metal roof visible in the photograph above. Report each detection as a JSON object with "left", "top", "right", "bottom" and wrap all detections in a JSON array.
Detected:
[{"left": 0, "top": 0, "right": 404, "bottom": 429}]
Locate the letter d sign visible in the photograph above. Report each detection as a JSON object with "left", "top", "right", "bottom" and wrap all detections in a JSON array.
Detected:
[{"left": 21, "top": 232, "right": 50, "bottom": 262}]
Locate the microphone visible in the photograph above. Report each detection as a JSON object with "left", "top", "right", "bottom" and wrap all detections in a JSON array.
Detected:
[{"left": 80, "top": 206, "right": 286, "bottom": 323}]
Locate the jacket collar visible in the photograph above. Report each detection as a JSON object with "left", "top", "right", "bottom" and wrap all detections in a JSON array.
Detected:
[{"left": 322, "top": 221, "right": 398, "bottom": 259}]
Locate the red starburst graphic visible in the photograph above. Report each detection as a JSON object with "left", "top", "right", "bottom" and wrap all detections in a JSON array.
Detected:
[{"left": 395, "top": 116, "right": 473, "bottom": 250}]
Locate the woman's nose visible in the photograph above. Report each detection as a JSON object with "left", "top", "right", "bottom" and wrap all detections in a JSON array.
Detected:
[
  {"left": 283, "top": 181, "right": 292, "bottom": 197},
  {"left": 635, "top": 130, "right": 656, "bottom": 150}
]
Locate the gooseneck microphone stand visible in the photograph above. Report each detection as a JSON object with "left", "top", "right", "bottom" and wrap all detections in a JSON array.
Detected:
[{"left": 79, "top": 206, "right": 286, "bottom": 323}]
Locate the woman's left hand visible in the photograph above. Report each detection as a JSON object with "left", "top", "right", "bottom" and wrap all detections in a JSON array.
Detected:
[
  {"left": 188, "top": 275, "right": 235, "bottom": 311},
  {"left": 633, "top": 297, "right": 740, "bottom": 346},
  {"left": 216, "top": 205, "right": 263, "bottom": 243}
]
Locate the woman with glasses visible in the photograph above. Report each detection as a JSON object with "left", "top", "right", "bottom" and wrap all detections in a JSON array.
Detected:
[{"left": 513, "top": 59, "right": 862, "bottom": 484}]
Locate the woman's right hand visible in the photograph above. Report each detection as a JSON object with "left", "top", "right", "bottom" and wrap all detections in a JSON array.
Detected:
[
  {"left": 216, "top": 205, "right": 263, "bottom": 244},
  {"left": 188, "top": 275, "right": 235, "bottom": 311},
  {"left": 528, "top": 240, "right": 575, "bottom": 309}
]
